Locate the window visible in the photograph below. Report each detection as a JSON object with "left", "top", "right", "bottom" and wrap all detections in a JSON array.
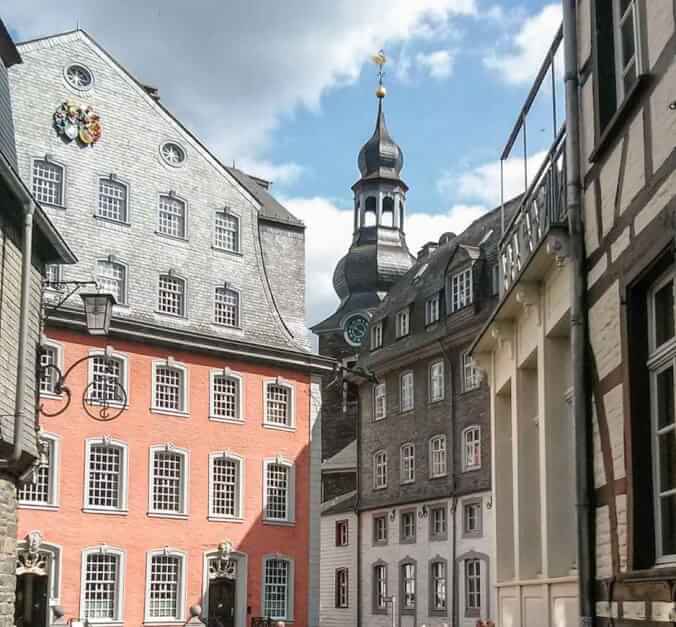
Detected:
[
  {"left": 145, "top": 550, "right": 186, "bottom": 622},
  {"left": 465, "top": 559, "right": 481, "bottom": 616},
  {"left": 44, "top": 264, "right": 63, "bottom": 288},
  {"left": 464, "top": 501, "right": 482, "bottom": 536},
  {"left": 158, "top": 194, "right": 186, "bottom": 238},
  {"left": 18, "top": 434, "right": 59, "bottom": 507},
  {"left": 429, "top": 435, "right": 447, "bottom": 478},
  {"left": 400, "top": 371, "right": 414, "bottom": 412},
  {"left": 149, "top": 446, "right": 188, "bottom": 516},
  {"left": 400, "top": 561, "right": 416, "bottom": 611},
  {"left": 214, "top": 210, "right": 239, "bottom": 252},
  {"left": 400, "top": 511, "right": 416, "bottom": 543},
  {"left": 612, "top": 0, "right": 641, "bottom": 103},
  {"left": 335, "top": 520, "right": 349, "bottom": 546},
  {"left": 374, "top": 383, "right": 387, "bottom": 421},
  {"left": 264, "top": 459, "right": 294, "bottom": 522},
  {"left": 264, "top": 380, "right": 294, "bottom": 428},
  {"left": 158, "top": 274, "right": 186, "bottom": 316},
  {"left": 81, "top": 547, "right": 124, "bottom": 622},
  {"left": 97, "top": 179, "right": 128, "bottom": 223},
  {"left": 96, "top": 260, "right": 127, "bottom": 305},
  {"left": 462, "top": 352, "right": 480, "bottom": 391},
  {"left": 373, "top": 451, "right": 387, "bottom": 489},
  {"left": 39, "top": 343, "right": 61, "bottom": 396},
  {"left": 214, "top": 287, "right": 239, "bottom": 327},
  {"left": 425, "top": 293, "right": 440, "bottom": 325},
  {"left": 87, "top": 353, "right": 127, "bottom": 405},
  {"left": 373, "top": 515, "right": 387, "bottom": 545},
  {"left": 400, "top": 443, "right": 415, "bottom": 484},
  {"left": 463, "top": 426, "right": 481, "bottom": 471},
  {"left": 430, "top": 560, "right": 447, "bottom": 612},
  {"left": 429, "top": 360, "right": 445, "bottom": 402},
  {"left": 450, "top": 267, "right": 473, "bottom": 312},
  {"left": 373, "top": 563, "right": 388, "bottom": 612},
  {"left": 396, "top": 308, "right": 410, "bottom": 338},
  {"left": 209, "top": 453, "right": 244, "bottom": 519},
  {"left": 335, "top": 569, "right": 348, "bottom": 608},
  {"left": 370, "top": 321, "right": 383, "bottom": 350},
  {"left": 430, "top": 506, "right": 447, "bottom": 540},
  {"left": 32, "top": 159, "right": 63, "bottom": 206},
  {"left": 160, "top": 142, "right": 186, "bottom": 167},
  {"left": 152, "top": 362, "right": 188, "bottom": 414},
  {"left": 84, "top": 438, "right": 128, "bottom": 512},
  {"left": 210, "top": 370, "right": 243, "bottom": 422},
  {"left": 65, "top": 64, "right": 93, "bottom": 90},
  {"left": 263, "top": 556, "right": 293, "bottom": 620}
]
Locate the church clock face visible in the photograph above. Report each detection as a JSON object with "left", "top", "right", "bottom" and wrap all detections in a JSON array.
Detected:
[{"left": 344, "top": 314, "right": 369, "bottom": 347}]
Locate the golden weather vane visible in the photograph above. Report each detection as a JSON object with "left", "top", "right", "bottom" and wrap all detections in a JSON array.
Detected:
[{"left": 371, "top": 49, "right": 387, "bottom": 98}]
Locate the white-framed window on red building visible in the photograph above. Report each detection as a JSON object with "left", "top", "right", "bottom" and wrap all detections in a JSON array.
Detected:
[{"left": 148, "top": 445, "right": 189, "bottom": 517}]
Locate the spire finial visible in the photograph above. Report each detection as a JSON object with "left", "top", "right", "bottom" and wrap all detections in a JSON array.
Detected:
[{"left": 371, "top": 50, "right": 387, "bottom": 99}]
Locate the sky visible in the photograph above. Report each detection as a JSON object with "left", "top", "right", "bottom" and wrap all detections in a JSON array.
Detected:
[{"left": 3, "top": 0, "right": 564, "bottom": 328}]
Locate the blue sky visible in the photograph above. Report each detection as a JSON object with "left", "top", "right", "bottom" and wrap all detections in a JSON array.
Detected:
[{"left": 4, "top": 0, "right": 563, "bottom": 324}]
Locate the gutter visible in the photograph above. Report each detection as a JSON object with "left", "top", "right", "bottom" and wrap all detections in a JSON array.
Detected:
[{"left": 561, "top": 2, "right": 595, "bottom": 624}]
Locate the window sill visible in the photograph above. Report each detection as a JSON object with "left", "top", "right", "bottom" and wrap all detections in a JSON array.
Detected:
[
  {"left": 82, "top": 508, "right": 128, "bottom": 516},
  {"left": 208, "top": 516, "right": 244, "bottom": 523},
  {"left": 143, "top": 621, "right": 186, "bottom": 626},
  {"left": 150, "top": 407, "right": 190, "bottom": 419},
  {"left": 147, "top": 512, "right": 189, "bottom": 520},
  {"left": 428, "top": 397, "right": 445, "bottom": 405},
  {"left": 400, "top": 537, "right": 416, "bottom": 544},
  {"left": 155, "top": 231, "right": 189, "bottom": 243},
  {"left": 40, "top": 202, "right": 67, "bottom": 211},
  {"left": 154, "top": 311, "right": 188, "bottom": 321},
  {"left": 429, "top": 473, "right": 448, "bottom": 480},
  {"left": 430, "top": 534, "right": 448, "bottom": 542},
  {"left": 18, "top": 503, "right": 59, "bottom": 511},
  {"left": 212, "top": 322, "right": 243, "bottom": 331},
  {"left": 459, "top": 386, "right": 480, "bottom": 396},
  {"left": 85, "top": 621, "right": 123, "bottom": 626},
  {"left": 209, "top": 416, "right": 245, "bottom": 425},
  {"left": 93, "top": 214, "right": 131, "bottom": 227},
  {"left": 463, "top": 530, "right": 482, "bottom": 539},
  {"left": 373, "top": 541, "right": 388, "bottom": 547},
  {"left": 39, "top": 392, "right": 63, "bottom": 400},
  {"left": 373, "top": 486, "right": 387, "bottom": 491},
  {"left": 463, "top": 466, "right": 482, "bottom": 473},
  {"left": 263, "top": 519, "right": 296, "bottom": 527},
  {"left": 211, "top": 245, "right": 243, "bottom": 257},
  {"left": 374, "top": 416, "right": 387, "bottom": 422},
  {"left": 262, "top": 422, "right": 296, "bottom": 433},
  {"left": 589, "top": 74, "right": 651, "bottom": 164},
  {"left": 400, "top": 479, "right": 415, "bottom": 486}
]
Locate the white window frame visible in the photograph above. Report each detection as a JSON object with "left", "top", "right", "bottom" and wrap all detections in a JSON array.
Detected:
[
  {"left": 611, "top": 0, "right": 643, "bottom": 104},
  {"left": 80, "top": 545, "right": 125, "bottom": 624},
  {"left": 465, "top": 558, "right": 482, "bottom": 613},
  {"left": 209, "top": 369, "right": 245, "bottom": 423},
  {"left": 262, "top": 554, "right": 295, "bottom": 621},
  {"left": 208, "top": 451, "right": 245, "bottom": 521},
  {"left": 450, "top": 267, "right": 473, "bottom": 312},
  {"left": 96, "top": 176, "right": 130, "bottom": 224},
  {"left": 263, "top": 457, "right": 295, "bottom": 523},
  {"left": 400, "top": 443, "right": 415, "bottom": 484},
  {"left": 373, "top": 450, "right": 388, "bottom": 490},
  {"left": 425, "top": 293, "right": 440, "bottom": 325},
  {"left": 213, "top": 208, "right": 241, "bottom": 253},
  {"left": 429, "top": 360, "right": 445, "bottom": 402},
  {"left": 462, "top": 351, "right": 480, "bottom": 392},
  {"left": 263, "top": 379, "right": 296, "bottom": 431},
  {"left": 148, "top": 445, "right": 189, "bottom": 518},
  {"left": 400, "top": 370, "right": 414, "bottom": 413},
  {"left": 157, "top": 273, "right": 187, "bottom": 318},
  {"left": 151, "top": 359, "right": 189, "bottom": 416},
  {"left": 335, "top": 568, "right": 349, "bottom": 608},
  {"left": 144, "top": 548, "right": 187, "bottom": 623},
  {"left": 370, "top": 321, "right": 383, "bottom": 350},
  {"left": 83, "top": 437, "right": 129, "bottom": 514},
  {"left": 429, "top": 435, "right": 448, "bottom": 478},
  {"left": 157, "top": 192, "right": 189, "bottom": 240},
  {"left": 38, "top": 339, "right": 63, "bottom": 398},
  {"left": 31, "top": 157, "right": 66, "bottom": 208},
  {"left": 87, "top": 349, "right": 129, "bottom": 407},
  {"left": 396, "top": 308, "right": 410, "bottom": 338},
  {"left": 374, "top": 382, "right": 387, "bottom": 421},
  {"left": 95, "top": 258, "right": 128, "bottom": 306},
  {"left": 18, "top": 432, "right": 60, "bottom": 509},
  {"left": 336, "top": 520, "right": 349, "bottom": 546},
  {"left": 462, "top": 426, "right": 481, "bottom": 471},
  {"left": 213, "top": 285, "right": 241, "bottom": 328}
]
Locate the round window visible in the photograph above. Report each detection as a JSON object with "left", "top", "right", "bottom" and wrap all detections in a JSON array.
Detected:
[
  {"left": 64, "top": 64, "right": 93, "bottom": 90},
  {"left": 160, "top": 142, "right": 186, "bottom": 166}
]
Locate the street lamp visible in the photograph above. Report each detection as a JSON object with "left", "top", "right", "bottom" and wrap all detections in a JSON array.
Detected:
[{"left": 79, "top": 292, "right": 116, "bottom": 335}]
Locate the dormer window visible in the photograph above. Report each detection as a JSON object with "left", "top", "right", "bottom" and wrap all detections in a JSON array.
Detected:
[
  {"left": 396, "top": 308, "right": 410, "bottom": 338},
  {"left": 370, "top": 322, "right": 383, "bottom": 350},
  {"left": 450, "top": 267, "right": 473, "bottom": 312}
]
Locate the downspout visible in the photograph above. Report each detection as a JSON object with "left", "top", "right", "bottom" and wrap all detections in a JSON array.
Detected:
[
  {"left": 11, "top": 200, "right": 35, "bottom": 464},
  {"left": 562, "top": 2, "right": 594, "bottom": 625},
  {"left": 354, "top": 374, "right": 362, "bottom": 627}
]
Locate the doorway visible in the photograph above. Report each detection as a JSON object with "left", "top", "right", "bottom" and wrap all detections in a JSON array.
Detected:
[
  {"left": 15, "top": 574, "right": 49, "bottom": 627},
  {"left": 208, "top": 577, "right": 236, "bottom": 627}
]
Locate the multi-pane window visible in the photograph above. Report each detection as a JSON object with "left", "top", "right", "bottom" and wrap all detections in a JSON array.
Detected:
[
  {"left": 214, "top": 287, "right": 239, "bottom": 327},
  {"left": 158, "top": 195, "right": 186, "bottom": 238},
  {"left": 401, "top": 562, "right": 416, "bottom": 609},
  {"left": 465, "top": 559, "right": 481, "bottom": 613},
  {"left": 150, "top": 449, "right": 186, "bottom": 514},
  {"left": 148, "top": 554, "right": 183, "bottom": 620},
  {"left": 96, "top": 260, "right": 126, "bottom": 305},
  {"left": 45, "top": 264, "right": 63, "bottom": 288},
  {"left": 464, "top": 501, "right": 481, "bottom": 535},
  {"left": 396, "top": 308, "right": 410, "bottom": 338},
  {"left": 39, "top": 345, "right": 59, "bottom": 395},
  {"left": 18, "top": 436, "right": 56, "bottom": 506},
  {"left": 374, "top": 515, "right": 387, "bottom": 544},
  {"left": 89, "top": 355, "right": 125, "bottom": 405},
  {"left": 214, "top": 211, "right": 239, "bottom": 253},
  {"left": 211, "top": 374, "right": 241, "bottom": 421},
  {"left": 83, "top": 551, "right": 121, "bottom": 620},
  {"left": 373, "top": 451, "right": 387, "bottom": 489},
  {"left": 401, "top": 511, "right": 416, "bottom": 542},
  {"left": 431, "top": 561, "right": 447, "bottom": 611},
  {"left": 463, "top": 426, "right": 481, "bottom": 471},
  {"left": 335, "top": 520, "right": 348, "bottom": 546},
  {"left": 210, "top": 455, "right": 242, "bottom": 519},
  {"left": 32, "top": 160, "right": 63, "bottom": 206},
  {"left": 612, "top": 0, "right": 641, "bottom": 102},
  {"left": 430, "top": 435, "right": 447, "bottom": 478},
  {"left": 158, "top": 275, "right": 185, "bottom": 316},
  {"left": 463, "top": 352, "right": 480, "bottom": 391},
  {"left": 97, "top": 179, "right": 128, "bottom": 223},
  {"left": 425, "top": 293, "right": 440, "bottom": 325},
  {"left": 400, "top": 371, "right": 414, "bottom": 412},
  {"left": 265, "top": 462, "right": 291, "bottom": 521},
  {"left": 86, "top": 442, "right": 125, "bottom": 510},
  {"left": 431, "top": 506, "right": 447, "bottom": 538},
  {"left": 335, "top": 569, "right": 348, "bottom": 608},
  {"left": 430, "top": 360, "right": 445, "bottom": 402},
  {"left": 400, "top": 444, "right": 415, "bottom": 484},
  {"left": 374, "top": 383, "right": 387, "bottom": 421},
  {"left": 450, "top": 267, "right": 473, "bottom": 312},
  {"left": 374, "top": 564, "right": 387, "bottom": 610},
  {"left": 370, "top": 322, "right": 383, "bottom": 350},
  {"left": 154, "top": 365, "right": 186, "bottom": 413},
  {"left": 263, "top": 558, "right": 291, "bottom": 620},
  {"left": 265, "top": 382, "right": 292, "bottom": 427}
]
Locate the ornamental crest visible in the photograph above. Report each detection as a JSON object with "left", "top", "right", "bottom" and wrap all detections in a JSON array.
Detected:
[
  {"left": 209, "top": 541, "right": 237, "bottom": 580},
  {"left": 53, "top": 101, "right": 102, "bottom": 145},
  {"left": 16, "top": 531, "right": 48, "bottom": 576}
]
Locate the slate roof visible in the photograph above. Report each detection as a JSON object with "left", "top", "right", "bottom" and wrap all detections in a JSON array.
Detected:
[
  {"left": 322, "top": 440, "right": 357, "bottom": 470},
  {"left": 321, "top": 490, "right": 358, "bottom": 516}
]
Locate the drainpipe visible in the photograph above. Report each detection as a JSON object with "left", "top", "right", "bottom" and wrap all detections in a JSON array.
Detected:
[
  {"left": 562, "top": 2, "right": 594, "bottom": 625},
  {"left": 354, "top": 373, "right": 362, "bottom": 627},
  {"left": 12, "top": 200, "right": 35, "bottom": 465}
]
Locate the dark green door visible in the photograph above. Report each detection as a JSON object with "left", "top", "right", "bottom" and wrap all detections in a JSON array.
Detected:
[
  {"left": 15, "top": 574, "right": 48, "bottom": 627},
  {"left": 208, "top": 578, "right": 236, "bottom": 627}
]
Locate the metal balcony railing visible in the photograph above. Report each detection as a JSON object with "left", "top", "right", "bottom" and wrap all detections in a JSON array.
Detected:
[{"left": 498, "top": 24, "right": 567, "bottom": 293}]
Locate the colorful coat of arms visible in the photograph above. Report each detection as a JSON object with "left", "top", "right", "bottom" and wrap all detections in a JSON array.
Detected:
[{"left": 53, "top": 101, "right": 102, "bottom": 145}]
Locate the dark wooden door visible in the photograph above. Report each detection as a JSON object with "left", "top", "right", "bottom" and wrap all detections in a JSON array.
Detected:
[
  {"left": 208, "top": 578, "right": 236, "bottom": 627},
  {"left": 15, "top": 574, "right": 48, "bottom": 627}
]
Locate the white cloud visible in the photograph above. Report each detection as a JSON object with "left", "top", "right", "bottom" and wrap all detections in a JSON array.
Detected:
[
  {"left": 483, "top": 3, "right": 562, "bottom": 84},
  {"left": 416, "top": 49, "right": 455, "bottom": 79},
  {"left": 235, "top": 158, "right": 304, "bottom": 186}
]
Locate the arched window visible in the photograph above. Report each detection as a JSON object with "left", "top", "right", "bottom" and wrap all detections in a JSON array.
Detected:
[
  {"left": 148, "top": 445, "right": 189, "bottom": 516},
  {"left": 429, "top": 435, "right": 447, "bottom": 478},
  {"left": 209, "top": 451, "right": 244, "bottom": 519},
  {"left": 462, "top": 426, "right": 481, "bottom": 471},
  {"left": 264, "top": 379, "right": 295, "bottom": 429},
  {"left": 373, "top": 450, "right": 388, "bottom": 489},
  {"left": 97, "top": 178, "right": 128, "bottom": 223},
  {"left": 214, "top": 210, "right": 240, "bottom": 252},
  {"left": 158, "top": 274, "right": 186, "bottom": 317},
  {"left": 382, "top": 196, "right": 394, "bottom": 227},
  {"left": 81, "top": 546, "right": 125, "bottom": 621},
  {"left": 145, "top": 549, "right": 187, "bottom": 622},
  {"left": 152, "top": 359, "right": 188, "bottom": 414},
  {"left": 262, "top": 555, "right": 294, "bottom": 620},
  {"left": 158, "top": 194, "right": 187, "bottom": 238},
  {"left": 263, "top": 457, "right": 295, "bottom": 522},
  {"left": 210, "top": 369, "right": 243, "bottom": 422},
  {"left": 83, "top": 438, "right": 129, "bottom": 512},
  {"left": 32, "top": 159, "right": 64, "bottom": 206},
  {"left": 96, "top": 259, "right": 127, "bottom": 305},
  {"left": 364, "top": 196, "right": 377, "bottom": 226}
]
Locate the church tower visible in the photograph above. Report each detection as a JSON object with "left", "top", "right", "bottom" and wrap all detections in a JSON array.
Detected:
[{"left": 312, "top": 68, "right": 414, "bottom": 501}]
